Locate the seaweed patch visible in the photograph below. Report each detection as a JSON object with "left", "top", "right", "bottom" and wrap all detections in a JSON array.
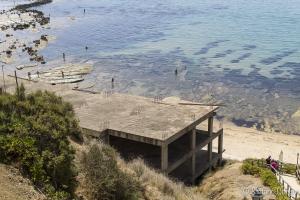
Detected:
[{"left": 259, "top": 50, "right": 296, "bottom": 65}]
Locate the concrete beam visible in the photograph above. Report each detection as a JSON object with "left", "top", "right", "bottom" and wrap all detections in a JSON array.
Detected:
[
  {"left": 161, "top": 143, "right": 168, "bottom": 172},
  {"left": 166, "top": 129, "right": 223, "bottom": 174},
  {"left": 218, "top": 129, "right": 223, "bottom": 165},
  {"left": 191, "top": 128, "right": 196, "bottom": 182},
  {"left": 208, "top": 117, "right": 213, "bottom": 165},
  {"left": 108, "top": 129, "right": 163, "bottom": 146},
  {"left": 165, "top": 109, "right": 217, "bottom": 145}
]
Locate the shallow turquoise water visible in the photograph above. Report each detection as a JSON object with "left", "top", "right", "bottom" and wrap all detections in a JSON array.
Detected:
[
  {"left": 38, "top": 0, "right": 300, "bottom": 75},
  {"left": 1, "top": 0, "right": 300, "bottom": 132}
]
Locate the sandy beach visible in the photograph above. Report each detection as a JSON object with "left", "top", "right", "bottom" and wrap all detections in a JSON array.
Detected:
[{"left": 221, "top": 122, "right": 300, "bottom": 164}]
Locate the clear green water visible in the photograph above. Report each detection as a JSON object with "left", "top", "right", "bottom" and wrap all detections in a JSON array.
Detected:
[{"left": 1, "top": 0, "right": 300, "bottom": 133}]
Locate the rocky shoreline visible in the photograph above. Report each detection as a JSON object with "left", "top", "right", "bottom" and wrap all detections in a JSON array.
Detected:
[{"left": 0, "top": 0, "right": 92, "bottom": 84}]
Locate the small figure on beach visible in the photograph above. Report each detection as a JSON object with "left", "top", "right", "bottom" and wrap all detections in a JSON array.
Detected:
[
  {"left": 63, "top": 53, "right": 66, "bottom": 62},
  {"left": 61, "top": 71, "right": 64, "bottom": 78},
  {"left": 37, "top": 71, "right": 40, "bottom": 78},
  {"left": 266, "top": 156, "right": 271, "bottom": 165},
  {"left": 27, "top": 72, "right": 31, "bottom": 80},
  {"left": 85, "top": 46, "right": 88, "bottom": 51},
  {"left": 84, "top": 9, "right": 86, "bottom": 14},
  {"left": 175, "top": 68, "right": 178, "bottom": 76},
  {"left": 111, "top": 77, "right": 114, "bottom": 89}
]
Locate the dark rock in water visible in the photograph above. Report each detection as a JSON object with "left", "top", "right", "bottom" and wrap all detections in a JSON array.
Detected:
[
  {"left": 194, "top": 40, "right": 229, "bottom": 55},
  {"left": 230, "top": 59, "right": 239, "bottom": 63},
  {"left": 260, "top": 50, "right": 296, "bottom": 65},
  {"left": 213, "top": 52, "right": 226, "bottom": 58},
  {"left": 6, "top": 50, "right": 12, "bottom": 55},
  {"left": 279, "top": 62, "right": 300, "bottom": 76},
  {"left": 9, "top": 45, "right": 16, "bottom": 50},
  {"left": 225, "top": 49, "right": 234, "bottom": 54},
  {"left": 213, "top": 49, "right": 234, "bottom": 58},
  {"left": 41, "top": 35, "right": 48, "bottom": 41},
  {"left": 238, "top": 53, "right": 252, "bottom": 60},
  {"left": 33, "top": 40, "right": 40, "bottom": 45},
  {"left": 243, "top": 44, "right": 257, "bottom": 50},
  {"left": 278, "top": 62, "right": 300, "bottom": 69},
  {"left": 230, "top": 53, "right": 252, "bottom": 63},
  {"left": 194, "top": 47, "right": 210, "bottom": 55},
  {"left": 13, "top": 23, "right": 30, "bottom": 30},
  {"left": 270, "top": 69, "right": 284, "bottom": 75}
]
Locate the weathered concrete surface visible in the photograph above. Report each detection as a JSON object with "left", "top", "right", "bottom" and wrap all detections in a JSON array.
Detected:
[{"left": 0, "top": 76, "right": 217, "bottom": 143}]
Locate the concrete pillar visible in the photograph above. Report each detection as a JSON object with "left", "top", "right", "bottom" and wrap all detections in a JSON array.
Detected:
[
  {"left": 161, "top": 143, "right": 168, "bottom": 172},
  {"left": 190, "top": 128, "right": 196, "bottom": 182},
  {"left": 105, "top": 133, "right": 110, "bottom": 145},
  {"left": 218, "top": 130, "right": 223, "bottom": 165},
  {"left": 208, "top": 116, "right": 213, "bottom": 166}
]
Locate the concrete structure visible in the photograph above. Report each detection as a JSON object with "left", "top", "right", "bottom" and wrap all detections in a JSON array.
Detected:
[
  {"left": 76, "top": 91, "right": 224, "bottom": 183},
  {"left": 1, "top": 76, "right": 224, "bottom": 183}
]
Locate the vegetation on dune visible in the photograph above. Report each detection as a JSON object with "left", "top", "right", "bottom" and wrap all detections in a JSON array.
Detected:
[
  {"left": 0, "top": 85, "right": 81, "bottom": 199},
  {"left": 80, "top": 143, "right": 143, "bottom": 200},
  {"left": 241, "top": 159, "right": 298, "bottom": 200},
  {"left": 79, "top": 141, "right": 204, "bottom": 200}
]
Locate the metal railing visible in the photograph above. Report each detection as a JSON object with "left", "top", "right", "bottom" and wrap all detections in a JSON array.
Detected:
[
  {"left": 296, "top": 153, "right": 300, "bottom": 182},
  {"left": 272, "top": 165, "right": 299, "bottom": 200},
  {"left": 252, "top": 159, "right": 299, "bottom": 199}
]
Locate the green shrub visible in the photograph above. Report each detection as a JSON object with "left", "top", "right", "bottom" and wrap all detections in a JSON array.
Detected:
[
  {"left": 281, "top": 163, "right": 296, "bottom": 175},
  {"left": 0, "top": 85, "right": 81, "bottom": 199},
  {"left": 241, "top": 162, "right": 260, "bottom": 176},
  {"left": 81, "top": 143, "right": 142, "bottom": 200},
  {"left": 241, "top": 159, "right": 290, "bottom": 200}
]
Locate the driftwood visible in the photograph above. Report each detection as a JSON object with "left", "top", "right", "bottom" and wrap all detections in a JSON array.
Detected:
[{"left": 178, "top": 102, "right": 226, "bottom": 107}]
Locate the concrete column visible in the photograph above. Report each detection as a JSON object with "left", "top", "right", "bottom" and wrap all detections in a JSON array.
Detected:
[
  {"left": 161, "top": 143, "right": 168, "bottom": 172},
  {"left": 218, "top": 130, "right": 223, "bottom": 165},
  {"left": 208, "top": 116, "right": 213, "bottom": 165},
  {"left": 105, "top": 133, "right": 110, "bottom": 145},
  {"left": 190, "top": 128, "right": 196, "bottom": 182}
]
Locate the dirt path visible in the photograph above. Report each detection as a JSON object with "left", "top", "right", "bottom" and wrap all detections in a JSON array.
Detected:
[
  {"left": 197, "top": 162, "right": 276, "bottom": 200},
  {"left": 0, "top": 164, "right": 46, "bottom": 200}
]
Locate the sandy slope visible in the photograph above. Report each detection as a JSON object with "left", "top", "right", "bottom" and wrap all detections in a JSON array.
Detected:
[
  {"left": 221, "top": 121, "right": 300, "bottom": 164},
  {"left": 0, "top": 164, "right": 46, "bottom": 200},
  {"left": 198, "top": 162, "right": 276, "bottom": 200}
]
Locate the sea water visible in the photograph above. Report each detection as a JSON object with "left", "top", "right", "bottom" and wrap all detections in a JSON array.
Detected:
[{"left": 1, "top": 0, "right": 300, "bottom": 133}]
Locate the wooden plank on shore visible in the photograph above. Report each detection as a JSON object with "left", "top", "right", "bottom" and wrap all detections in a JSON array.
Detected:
[
  {"left": 179, "top": 102, "right": 226, "bottom": 106},
  {"left": 8, "top": 74, "right": 38, "bottom": 83}
]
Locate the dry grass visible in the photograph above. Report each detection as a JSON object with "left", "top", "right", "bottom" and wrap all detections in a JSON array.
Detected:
[
  {"left": 74, "top": 140, "right": 205, "bottom": 200},
  {"left": 125, "top": 159, "right": 205, "bottom": 200}
]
